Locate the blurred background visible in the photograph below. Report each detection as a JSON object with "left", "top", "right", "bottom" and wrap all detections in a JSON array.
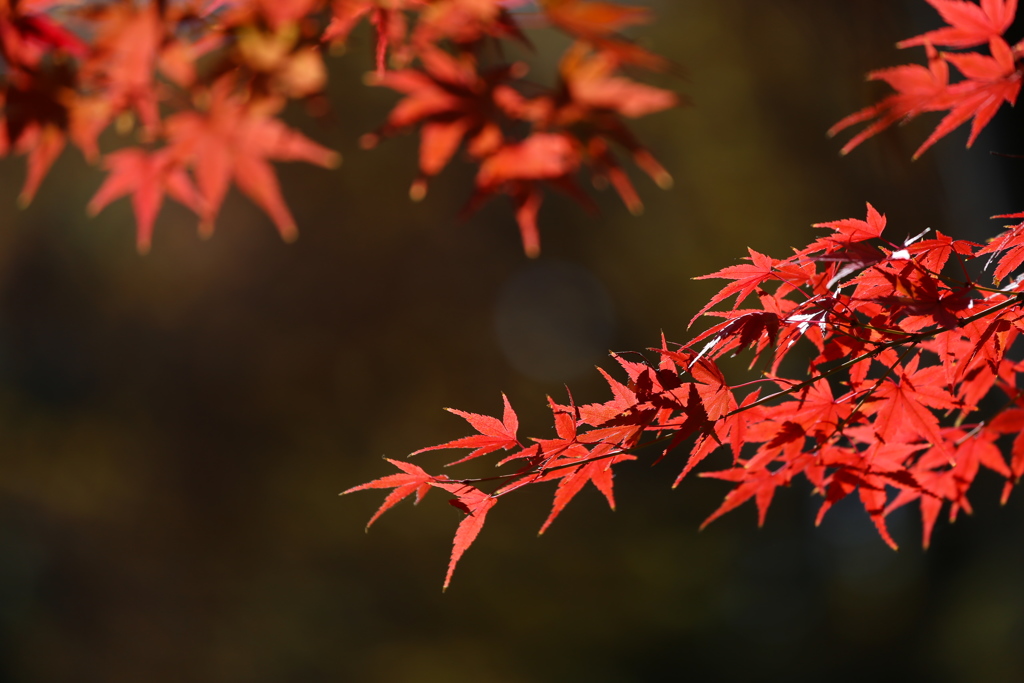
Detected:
[{"left": 0, "top": 1, "right": 1022, "bottom": 681}]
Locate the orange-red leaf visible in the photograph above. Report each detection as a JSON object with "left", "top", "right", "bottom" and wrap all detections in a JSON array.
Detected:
[
  {"left": 342, "top": 459, "right": 444, "bottom": 529},
  {"left": 541, "top": 0, "right": 652, "bottom": 39},
  {"left": 537, "top": 452, "right": 636, "bottom": 534},
  {"left": 88, "top": 148, "right": 203, "bottom": 253},
  {"left": 431, "top": 482, "right": 498, "bottom": 590},
  {"left": 898, "top": 0, "right": 1017, "bottom": 49},
  {"left": 690, "top": 248, "right": 779, "bottom": 324},
  {"left": 412, "top": 393, "right": 521, "bottom": 465}
]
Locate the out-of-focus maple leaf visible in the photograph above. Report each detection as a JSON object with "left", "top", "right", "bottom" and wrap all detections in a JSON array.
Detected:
[
  {"left": 208, "top": 0, "right": 325, "bottom": 32},
  {"left": 236, "top": 23, "right": 328, "bottom": 98},
  {"left": 0, "top": 0, "right": 88, "bottom": 69},
  {"left": 541, "top": 0, "right": 651, "bottom": 36},
  {"left": 87, "top": 147, "right": 204, "bottom": 253},
  {"left": 69, "top": 2, "right": 219, "bottom": 156},
  {"left": 557, "top": 44, "right": 677, "bottom": 119},
  {"left": 494, "top": 44, "right": 676, "bottom": 218},
  {"left": 0, "top": 68, "right": 74, "bottom": 206},
  {"left": 413, "top": 0, "right": 531, "bottom": 48},
  {"left": 9, "top": 119, "right": 64, "bottom": 205},
  {"left": 468, "top": 132, "right": 583, "bottom": 257},
  {"left": 255, "top": 0, "right": 325, "bottom": 30},
  {"left": 324, "top": 0, "right": 421, "bottom": 72},
  {"left": 77, "top": 3, "right": 164, "bottom": 135},
  {"left": 166, "top": 79, "right": 340, "bottom": 240},
  {"left": 362, "top": 46, "right": 519, "bottom": 199},
  {"left": 475, "top": 131, "right": 579, "bottom": 187},
  {"left": 540, "top": 0, "right": 667, "bottom": 70},
  {"left": 557, "top": 45, "right": 676, "bottom": 198}
]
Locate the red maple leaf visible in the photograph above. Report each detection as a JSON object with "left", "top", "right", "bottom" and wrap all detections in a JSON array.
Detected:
[
  {"left": 906, "top": 230, "right": 979, "bottom": 273},
  {"left": 77, "top": 3, "right": 165, "bottom": 135},
  {"left": 555, "top": 44, "right": 676, "bottom": 211},
  {"left": 412, "top": 0, "right": 531, "bottom": 48},
  {"left": 578, "top": 366, "right": 639, "bottom": 425},
  {"left": 362, "top": 45, "right": 520, "bottom": 200},
  {"left": 496, "top": 43, "right": 676, "bottom": 215},
  {"left": 849, "top": 257, "right": 973, "bottom": 332},
  {"left": 519, "top": 396, "right": 586, "bottom": 466},
  {"left": 699, "top": 464, "right": 784, "bottom": 529},
  {"left": 540, "top": 0, "right": 668, "bottom": 70},
  {"left": 690, "top": 248, "right": 780, "bottom": 324},
  {"left": 323, "top": 0, "right": 422, "bottom": 72},
  {"left": 0, "top": 0, "right": 88, "bottom": 69},
  {"left": 688, "top": 357, "right": 734, "bottom": 421},
  {"left": 866, "top": 354, "right": 959, "bottom": 451},
  {"left": 833, "top": 33, "right": 1022, "bottom": 159},
  {"left": 989, "top": 407, "right": 1024, "bottom": 484},
  {"left": 430, "top": 482, "right": 498, "bottom": 590},
  {"left": 342, "top": 458, "right": 447, "bottom": 529},
  {"left": 914, "top": 37, "right": 1022, "bottom": 157},
  {"left": 87, "top": 147, "right": 204, "bottom": 253},
  {"left": 208, "top": 0, "right": 324, "bottom": 32},
  {"left": 811, "top": 202, "right": 888, "bottom": 247},
  {"left": 689, "top": 309, "right": 781, "bottom": 364},
  {"left": 465, "top": 132, "right": 584, "bottom": 257},
  {"left": 774, "top": 379, "right": 854, "bottom": 444},
  {"left": 898, "top": 0, "right": 1018, "bottom": 49},
  {"left": 411, "top": 393, "right": 521, "bottom": 466},
  {"left": 536, "top": 450, "right": 636, "bottom": 534},
  {"left": 2, "top": 117, "right": 65, "bottom": 207},
  {"left": 1, "top": 66, "right": 74, "bottom": 206},
  {"left": 887, "top": 427, "right": 1011, "bottom": 547},
  {"left": 829, "top": 45, "right": 951, "bottom": 156},
  {"left": 541, "top": 0, "right": 651, "bottom": 37},
  {"left": 977, "top": 216, "right": 1024, "bottom": 283},
  {"left": 560, "top": 47, "right": 678, "bottom": 119}
]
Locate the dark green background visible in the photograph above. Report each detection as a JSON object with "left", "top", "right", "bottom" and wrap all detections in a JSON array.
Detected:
[{"left": 0, "top": 2, "right": 1021, "bottom": 681}]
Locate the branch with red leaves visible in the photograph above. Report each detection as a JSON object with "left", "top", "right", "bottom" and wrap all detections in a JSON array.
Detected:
[
  {"left": 0, "top": 0, "right": 678, "bottom": 255},
  {"left": 348, "top": 202, "right": 1024, "bottom": 588},
  {"left": 347, "top": 0, "right": 1024, "bottom": 588}
]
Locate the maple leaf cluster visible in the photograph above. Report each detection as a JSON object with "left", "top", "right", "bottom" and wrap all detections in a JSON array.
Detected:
[
  {"left": 348, "top": 0, "right": 1024, "bottom": 588},
  {"left": 350, "top": 202, "right": 1024, "bottom": 588},
  {"left": 356, "top": 0, "right": 678, "bottom": 256},
  {"left": 0, "top": 0, "right": 678, "bottom": 255}
]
